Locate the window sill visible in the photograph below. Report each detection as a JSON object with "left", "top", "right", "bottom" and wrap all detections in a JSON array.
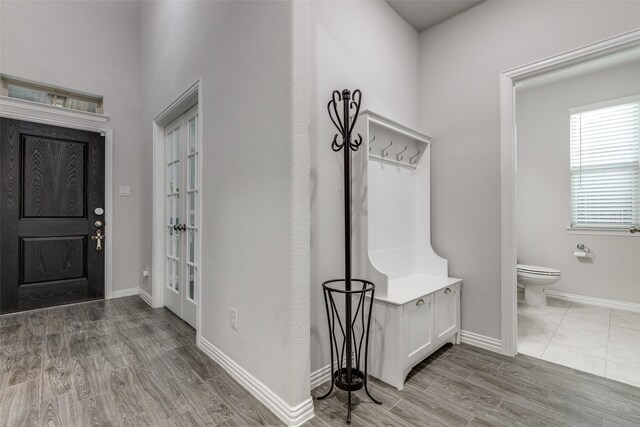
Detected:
[{"left": 566, "top": 227, "right": 638, "bottom": 237}]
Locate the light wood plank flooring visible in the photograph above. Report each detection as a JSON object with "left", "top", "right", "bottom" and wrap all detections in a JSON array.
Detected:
[
  {"left": 310, "top": 343, "right": 640, "bottom": 427},
  {"left": 0, "top": 296, "right": 282, "bottom": 427},
  {"left": 2, "top": 296, "right": 640, "bottom": 426}
]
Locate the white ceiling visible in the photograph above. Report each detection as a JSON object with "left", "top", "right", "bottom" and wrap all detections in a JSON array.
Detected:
[{"left": 386, "top": 0, "right": 485, "bottom": 32}]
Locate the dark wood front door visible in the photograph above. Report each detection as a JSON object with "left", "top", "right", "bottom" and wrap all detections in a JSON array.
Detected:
[{"left": 0, "top": 118, "right": 105, "bottom": 313}]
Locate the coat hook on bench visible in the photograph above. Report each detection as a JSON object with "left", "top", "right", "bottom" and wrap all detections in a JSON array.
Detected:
[
  {"left": 409, "top": 150, "right": 421, "bottom": 165},
  {"left": 396, "top": 145, "right": 407, "bottom": 161},
  {"left": 381, "top": 140, "right": 393, "bottom": 158},
  {"left": 368, "top": 134, "right": 376, "bottom": 152}
]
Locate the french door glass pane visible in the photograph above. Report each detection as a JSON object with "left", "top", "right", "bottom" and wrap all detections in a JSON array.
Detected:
[
  {"left": 173, "top": 129, "right": 180, "bottom": 161},
  {"left": 168, "top": 162, "right": 180, "bottom": 194},
  {"left": 188, "top": 193, "right": 196, "bottom": 226},
  {"left": 175, "top": 229, "right": 181, "bottom": 259},
  {"left": 174, "top": 163, "right": 181, "bottom": 194},
  {"left": 173, "top": 196, "right": 180, "bottom": 226},
  {"left": 188, "top": 230, "right": 195, "bottom": 263},
  {"left": 168, "top": 196, "right": 174, "bottom": 225},
  {"left": 166, "top": 131, "right": 173, "bottom": 162},
  {"left": 174, "top": 259, "right": 180, "bottom": 291},
  {"left": 188, "top": 266, "right": 196, "bottom": 301},
  {"left": 188, "top": 155, "right": 196, "bottom": 190},
  {"left": 189, "top": 118, "right": 197, "bottom": 154},
  {"left": 168, "top": 260, "right": 173, "bottom": 289}
]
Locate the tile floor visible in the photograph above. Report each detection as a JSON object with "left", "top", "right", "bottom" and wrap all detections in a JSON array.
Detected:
[{"left": 517, "top": 295, "right": 640, "bottom": 388}]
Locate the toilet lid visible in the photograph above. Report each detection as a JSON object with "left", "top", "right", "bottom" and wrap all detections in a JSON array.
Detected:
[{"left": 517, "top": 264, "right": 561, "bottom": 276}]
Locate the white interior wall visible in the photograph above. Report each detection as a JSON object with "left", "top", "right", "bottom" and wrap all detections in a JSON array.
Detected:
[
  {"left": 0, "top": 0, "right": 145, "bottom": 293},
  {"left": 138, "top": 0, "right": 309, "bottom": 408},
  {"left": 517, "top": 59, "right": 640, "bottom": 304},
  {"left": 309, "top": 0, "right": 420, "bottom": 373},
  {"left": 5, "top": 0, "right": 640, "bottom": 399},
  {"left": 419, "top": 1, "right": 640, "bottom": 341}
]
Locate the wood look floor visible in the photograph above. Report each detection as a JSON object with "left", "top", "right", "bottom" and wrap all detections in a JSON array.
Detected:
[
  {"left": 2, "top": 297, "right": 640, "bottom": 427},
  {"left": 310, "top": 344, "right": 640, "bottom": 427},
  {"left": 0, "top": 296, "right": 283, "bottom": 427}
]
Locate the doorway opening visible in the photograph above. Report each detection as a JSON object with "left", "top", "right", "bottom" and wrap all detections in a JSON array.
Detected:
[{"left": 501, "top": 30, "right": 640, "bottom": 387}]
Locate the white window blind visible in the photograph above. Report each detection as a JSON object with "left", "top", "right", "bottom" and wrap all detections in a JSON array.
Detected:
[{"left": 570, "top": 98, "right": 640, "bottom": 228}]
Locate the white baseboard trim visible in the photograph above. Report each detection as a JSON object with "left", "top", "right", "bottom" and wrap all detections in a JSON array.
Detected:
[
  {"left": 198, "top": 336, "right": 314, "bottom": 427},
  {"left": 110, "top": 287, "right": 139, "bottom": 299},
  {"left": 310, "top": 334, "right": 501, "bottom": 390},
  {"left": 137, "top": 287, "right": 153, "bottom": 307},
  {"left": 310, "top": 364, "right": 332, "bottom": 390},
  {"left": 460, "top": 330, "right": 503, "bottom": 353},
  {"left": 546, "top": 290, "right": 640, "bottom": 313}
]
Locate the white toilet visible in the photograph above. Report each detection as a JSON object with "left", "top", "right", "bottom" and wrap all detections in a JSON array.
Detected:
[{"left": 517, "top": 264, "right": 561, "bottom": 306}]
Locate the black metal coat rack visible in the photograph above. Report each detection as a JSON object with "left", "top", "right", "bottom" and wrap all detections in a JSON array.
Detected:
[{"left": 318, "top": 89, "right": 381, "bottom": 424}]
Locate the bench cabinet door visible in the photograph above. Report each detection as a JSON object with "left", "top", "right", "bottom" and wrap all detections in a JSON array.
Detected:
[{"left": 435, "top": 283, "right": 460, "bottom": 347}]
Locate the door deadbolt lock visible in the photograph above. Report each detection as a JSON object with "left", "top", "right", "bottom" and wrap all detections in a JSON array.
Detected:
[
  {"left": 91, "top": 229, "right": 105, "bottom": 251},
  {"left": 95, "top": 220, "right": 103, "bottom": 227}
]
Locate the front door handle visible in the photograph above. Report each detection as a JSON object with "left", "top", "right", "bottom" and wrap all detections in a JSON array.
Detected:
[
  {"left": 91, "top": 229, "right": 105, "bottom": 251},
  {"left": 630, "top": 226, "right": 639, "bottom": 234}
]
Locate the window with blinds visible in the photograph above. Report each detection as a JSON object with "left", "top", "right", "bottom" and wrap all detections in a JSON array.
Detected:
[{"left": 570, "top": 97, "right": 640, "bottom": 228}]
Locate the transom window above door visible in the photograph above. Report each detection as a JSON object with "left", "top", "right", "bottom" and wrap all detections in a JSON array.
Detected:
[
  {"left": 569, "top": 96, "right": 640, "bottom": 229},
  {"left": 1, "top": 74, "right": 103, "bottom": 114}
]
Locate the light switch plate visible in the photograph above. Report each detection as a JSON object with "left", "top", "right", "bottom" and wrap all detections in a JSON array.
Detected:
[
  {"left": 230, "top": 307, "right": 238, "bottom": 330},
  {"left": 118, "top": 186, "right": 131, "bottom": 197}
]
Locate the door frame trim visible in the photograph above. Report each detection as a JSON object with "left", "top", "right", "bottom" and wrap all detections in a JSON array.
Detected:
[
  {"left": 0, "top": 95, "right": 114, "bottom": 301},
  {"left": 152, "top": 80, "right": 202, "bottom": 336},
  {"left": 499, "top": 28, "right": 640, "bottom": 356}
]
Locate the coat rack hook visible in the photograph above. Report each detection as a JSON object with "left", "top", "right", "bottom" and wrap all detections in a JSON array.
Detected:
[
  {"left": 409, "top": 150, "right": 421, "bottom": 165},
  {"left": 368, "top": 134, "right": 376, "bottom": 152},
  {"left": 396, "top": 145, "right": 408, "bottom": 161},
  {"left": 381, "top": 141, "right": 392, "bottom": 158}
]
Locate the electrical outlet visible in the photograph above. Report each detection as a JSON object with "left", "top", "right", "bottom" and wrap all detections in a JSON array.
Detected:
[{"left": 230, "top": 307, "right": 238, "bottom": 330}]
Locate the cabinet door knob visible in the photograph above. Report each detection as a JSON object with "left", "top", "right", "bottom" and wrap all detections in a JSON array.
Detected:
[
  {"left": 416, "top": 299, "right": 425, "bottom": 306},
  {"left": 444, "top": 287, "right": 451, "bottom": 294}
]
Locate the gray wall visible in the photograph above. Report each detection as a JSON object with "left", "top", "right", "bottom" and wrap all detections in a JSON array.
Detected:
[
  {"left": 0, "top": 0, "right": 145, "bottom": 293},
  {"left": 419, "top": 1, "right": 640, "bottom": 340},
  {"left": 309, "top": 0, "right": 420, "bottom": 373},
  {"left": 1, "top": 0, "right": 310, "bottom": 409},
  {"left": 517, "top": 59, "right": 640, "bottom": 304},
  {"left": 138, "top": 1, "right": 310, "bottom": 407}
]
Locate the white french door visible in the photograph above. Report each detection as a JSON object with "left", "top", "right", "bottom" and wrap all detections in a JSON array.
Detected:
[{"left": 164, "top": 105, "right": 199, "bottom": 328}]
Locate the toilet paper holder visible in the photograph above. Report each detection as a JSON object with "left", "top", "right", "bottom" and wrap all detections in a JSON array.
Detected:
[{"left": 572, "top": 243, "right": 591, "bottom": 258}]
